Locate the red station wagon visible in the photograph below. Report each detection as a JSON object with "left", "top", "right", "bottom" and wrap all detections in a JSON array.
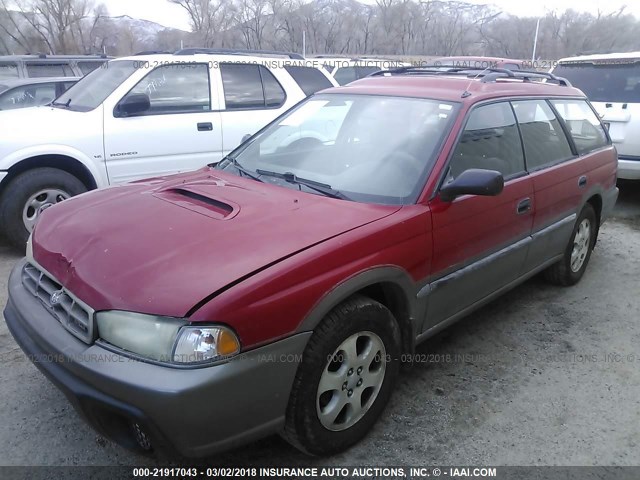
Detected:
[{"left": 4, "top": 67, "right": 618, "bottom": 457}]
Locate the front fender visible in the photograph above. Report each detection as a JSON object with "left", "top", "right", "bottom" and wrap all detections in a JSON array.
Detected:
[{"left": 0, "top": 144, "right": 107, "bottom": 189}]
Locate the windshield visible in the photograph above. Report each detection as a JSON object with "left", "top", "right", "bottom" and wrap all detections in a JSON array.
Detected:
[
  {"left": 54, "top": 60, "right": 138, "bottom": 111},
  {"left": 0, "top": 62, "right": 19, "bottom": 80},
  {"left": 554, "top": 62, "right": 640, "bottom": 103},
  {"left": 216, "top": 94, "right": 457, "bottom": 205}
]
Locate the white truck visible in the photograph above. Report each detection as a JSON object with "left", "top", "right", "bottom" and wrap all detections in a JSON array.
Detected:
[{"left": 0, "top": 49, "right": 337, "bottom": 248}]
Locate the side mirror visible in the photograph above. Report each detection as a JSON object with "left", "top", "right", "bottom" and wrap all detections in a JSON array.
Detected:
[
  {"left": 241, "top": 133, "right": 252, "bottom": 143},
  {"left": 440, "top": 168, "right": 504, "bottom": 202},
  {"left": 116, "top": 93, "right": 150, "bottom": 117}
]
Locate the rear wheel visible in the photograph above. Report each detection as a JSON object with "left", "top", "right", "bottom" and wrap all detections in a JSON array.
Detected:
[
  {"left": 544, "top": 204, "right": 597, "bottom": 286},
  {"left": 283, "top": 295, "right": 401, "bottom": 455},
  {"left": 0, "top": 168, "right": 86, "bottom": 250}
]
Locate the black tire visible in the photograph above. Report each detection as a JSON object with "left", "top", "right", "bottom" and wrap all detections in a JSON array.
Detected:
[
  {"left": 283, "top": 295, "right": 401, "bottom": 455},
  {"left": 0, "top": 168, "right": 86, "bottom": 250},
  {"left": 544, "top": 203, "right": 597, "bottom": 286}
]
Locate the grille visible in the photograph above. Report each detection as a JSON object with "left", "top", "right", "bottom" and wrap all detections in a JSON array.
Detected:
[{"left": 22, "top": 262, "right": 95, "bottom": 344}]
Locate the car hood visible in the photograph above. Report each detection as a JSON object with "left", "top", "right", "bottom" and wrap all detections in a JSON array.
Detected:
[{"left": 32, "top": 168, "right": 399, "bottom": 318}]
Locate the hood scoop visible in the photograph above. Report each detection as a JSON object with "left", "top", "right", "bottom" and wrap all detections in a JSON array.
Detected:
[{"left": 153, "top": 186, "right": 239, "bottom": 220}]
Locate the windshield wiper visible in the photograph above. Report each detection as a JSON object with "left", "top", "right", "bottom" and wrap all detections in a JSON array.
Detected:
[
  {"left": 255, "top": 169, "right": 348, "bottom": 200},
  {"left": 214, "top": 156, "right": 263, "bottom": 182},
  {"left": 51, "top": 98, "right": 71, "bottom": 108}
]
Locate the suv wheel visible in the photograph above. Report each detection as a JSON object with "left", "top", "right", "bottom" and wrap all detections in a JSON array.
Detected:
[
  {"left": 0, "top": 168, "right": 86, "bottom": 250},
  {"left": 544, "top": 203, "right": 597, "bottom": 286},
  {"left": 283, "top": 295, "right": 401, "bottom": 455}
]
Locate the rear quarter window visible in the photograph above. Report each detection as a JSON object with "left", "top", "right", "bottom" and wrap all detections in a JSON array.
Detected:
[
  {"left": 284, "top": 65, "right": 333, "bottom": 96},
  {"left": 550, "top": 99, "right": 609, "bottom": 154},
  {"left": 26, "top": 63, "right": 75, "bottom": 78},
  {"left": 0, "top": 62, "right": 19, "bottom": 79}
]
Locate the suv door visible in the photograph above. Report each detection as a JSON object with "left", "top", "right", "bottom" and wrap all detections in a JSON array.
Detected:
[
  {"left": 103, "top": 63, "right": 223, "bottom": 184},
  {"left": 425, "top": 101, "right": 534, "bottom": 328},
  {"left": 511, "top": 99, "right": 589, "bottom": 272}
]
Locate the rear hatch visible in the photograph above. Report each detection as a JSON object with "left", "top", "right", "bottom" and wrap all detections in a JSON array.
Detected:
[{"left": 553, "top": 59, "right": 640, "bottom": 158}]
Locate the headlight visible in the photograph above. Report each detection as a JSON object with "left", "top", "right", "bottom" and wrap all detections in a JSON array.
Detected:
[
  {"left": 26, "top": 233, "right": 34, "bottom": 261},
  {"left": 96, "top": 311, "right": 240, "bottom": 365}
]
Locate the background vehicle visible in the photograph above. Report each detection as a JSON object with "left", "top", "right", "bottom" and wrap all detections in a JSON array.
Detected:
[
  {"left": 0, "top": 49, "right": 338, "bottom": 249},
  {"left": 0, "top": 77, "right": 79, "bottom": 110},
  {"left": 5, "top": 66, "right": 617, "bottom": 458},
  {"left": 0, "top": 54, "right": 109, "bottom": 79},
  {"left": 432, "top": 56, "right": 526, "bottom": 70},
  {"left": 552, "top": 52, "right": 640, "bottom": 180},
  {"left": 315, "top": 56, "right": 408, "bottom": 85}
]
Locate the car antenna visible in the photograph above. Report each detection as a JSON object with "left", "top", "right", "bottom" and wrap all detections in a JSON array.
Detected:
[{"left": 461, "top": 67, "right": 492, "bottom": 98}]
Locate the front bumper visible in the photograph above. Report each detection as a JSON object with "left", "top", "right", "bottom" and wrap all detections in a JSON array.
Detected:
[
  {"left": 618, "top": 155, "right": 640, "bottom": 180},
  {"left": 4, "top": 259, "right": 311, "bottom": 457}
]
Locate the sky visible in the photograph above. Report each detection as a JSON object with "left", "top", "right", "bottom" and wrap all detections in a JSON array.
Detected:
[{"left": 99, "top": 0, "right": 640, "bottom": 31}]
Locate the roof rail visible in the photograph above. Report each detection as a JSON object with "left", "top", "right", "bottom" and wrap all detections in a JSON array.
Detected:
[
  {"left": 174, "top": 48, "right": 304, "bottom": 60},
  {"left": 369, "top": 66, "right": 572, "bottom": 87},
  {"left": 134, "top": 50, "right": 172, "bottom": 56}
]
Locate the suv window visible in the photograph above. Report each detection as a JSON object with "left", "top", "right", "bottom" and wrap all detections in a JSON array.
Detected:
[
  {"left": 284, "top": 65, "right": 333, "bottom": 96},
  {"left": 127, "top": 63, "right": 210, "bottom": 115},
  {"left": 550, "top": 99, "right": 609, "bottom": 154},
  {"left": 333, "top": 67, "right": 357, "bottom": 85},
  {"left": 77, "top": 61, "right": 105, "bottom": 75},
  {"left": 511, "top": 100, "right": 573, "bottom": 170},
  {"left": 449, "top": 102, "right": 524, "bottom": 180},
  {"left": 25, "top": 63, "right": 74, "bottom": 78},
  {"left": 553, "top": 62, "right": 640, "bottom": 103},
  {"left": 0, "top": 83, "right": 57, "bottom": 110},
  {"left": 220, "top": 64, "right": 286, "bottom": 109},
  {"left": 0, "top": 62, "right": 19, "bottom": 80}
]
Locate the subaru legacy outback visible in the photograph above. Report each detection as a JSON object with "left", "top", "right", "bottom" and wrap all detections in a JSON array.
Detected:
[{"left": 4, "top": 67, "right": 618, "bottom": 457}]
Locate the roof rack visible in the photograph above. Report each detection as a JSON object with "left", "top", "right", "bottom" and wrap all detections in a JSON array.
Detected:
[
  {"left": 369, "top": 66, "right": 572, "bottom": 87},
  {"left": 174, "top": 48, "right": 304, "bottom": 60}
]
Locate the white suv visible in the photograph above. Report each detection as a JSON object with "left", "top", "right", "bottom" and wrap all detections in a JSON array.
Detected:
[
  {"left": 552, "top": 52, "right": 640, "bottom": 181},
  {"left": 0, "top": 49, "right": 337, "bottom": 248}
]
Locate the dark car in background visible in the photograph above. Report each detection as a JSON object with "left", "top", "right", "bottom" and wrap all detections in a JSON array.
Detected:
[{"left": 0, "top": 77, "right": 79, "bottom": 110}]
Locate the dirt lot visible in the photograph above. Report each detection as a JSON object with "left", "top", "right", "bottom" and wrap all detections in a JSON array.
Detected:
[{"left": 0, "top": 182, "right": 638, "bottom": 467}]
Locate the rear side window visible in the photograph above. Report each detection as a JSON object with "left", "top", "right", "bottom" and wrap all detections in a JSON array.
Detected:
[
  {"left": 333, "top": 67, "right": 357, "bottom": 85},
  {"left": 284, "top": 65, "right": 333, "bottom": 96},
  {"left": 26, "top": 63, "right": 74, "bottom": 78},
  {"left": 511, "top": 100, "right": 573, "bottom": 170},
  {"left": 449, "top": 102, "right": 525, "bottom": 180},
  {"left": 356, "top": 66, "right": 380, "bottom": 78},
  {"left": 126, "top": 63, "right": 211, "bottom": 115},
  {"left": 221, "top": 64, "right": 286, "bottom": 109},
  {"left": 550, "top": 99, "right": 609, "bottom": 154}
]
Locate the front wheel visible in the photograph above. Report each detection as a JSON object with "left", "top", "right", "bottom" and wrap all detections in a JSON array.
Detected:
[
  {"left": 544, "top": 203, "right": 597, "bottom": 286},
  {"left": 0, "top": 168, "right": 87, "bottom": 250},
  {"left": 283, "top": 295, "right": 401, "bottom": 455}
]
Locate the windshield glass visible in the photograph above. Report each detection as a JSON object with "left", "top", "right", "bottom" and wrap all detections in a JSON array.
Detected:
[
  {"left": 0, "top": 62, "right": 19, "bottom": 80},
  {"left": 554, "top": 62, "right": 640, "bottom": 103},
  {"left": 54, "top": 60, "right": 137, "bottom": 111},
  {"left": 216, "top": 94, "right": 456, "bottom": 205}
]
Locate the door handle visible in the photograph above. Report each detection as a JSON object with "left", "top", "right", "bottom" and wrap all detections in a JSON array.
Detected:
[
  {"left": 197, "top": 122, "right": 213, "bottom": 131},
  {"left": 516, "top": 198, "right": 532, "bottom": 215},
  {"left": 578, "top": 175, "right": 588, "bottom": 188}
]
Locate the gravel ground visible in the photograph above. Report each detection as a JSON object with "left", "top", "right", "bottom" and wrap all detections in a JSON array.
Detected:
[{"left": 0, "top": 182, "right": 638, "bottom": 467}]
